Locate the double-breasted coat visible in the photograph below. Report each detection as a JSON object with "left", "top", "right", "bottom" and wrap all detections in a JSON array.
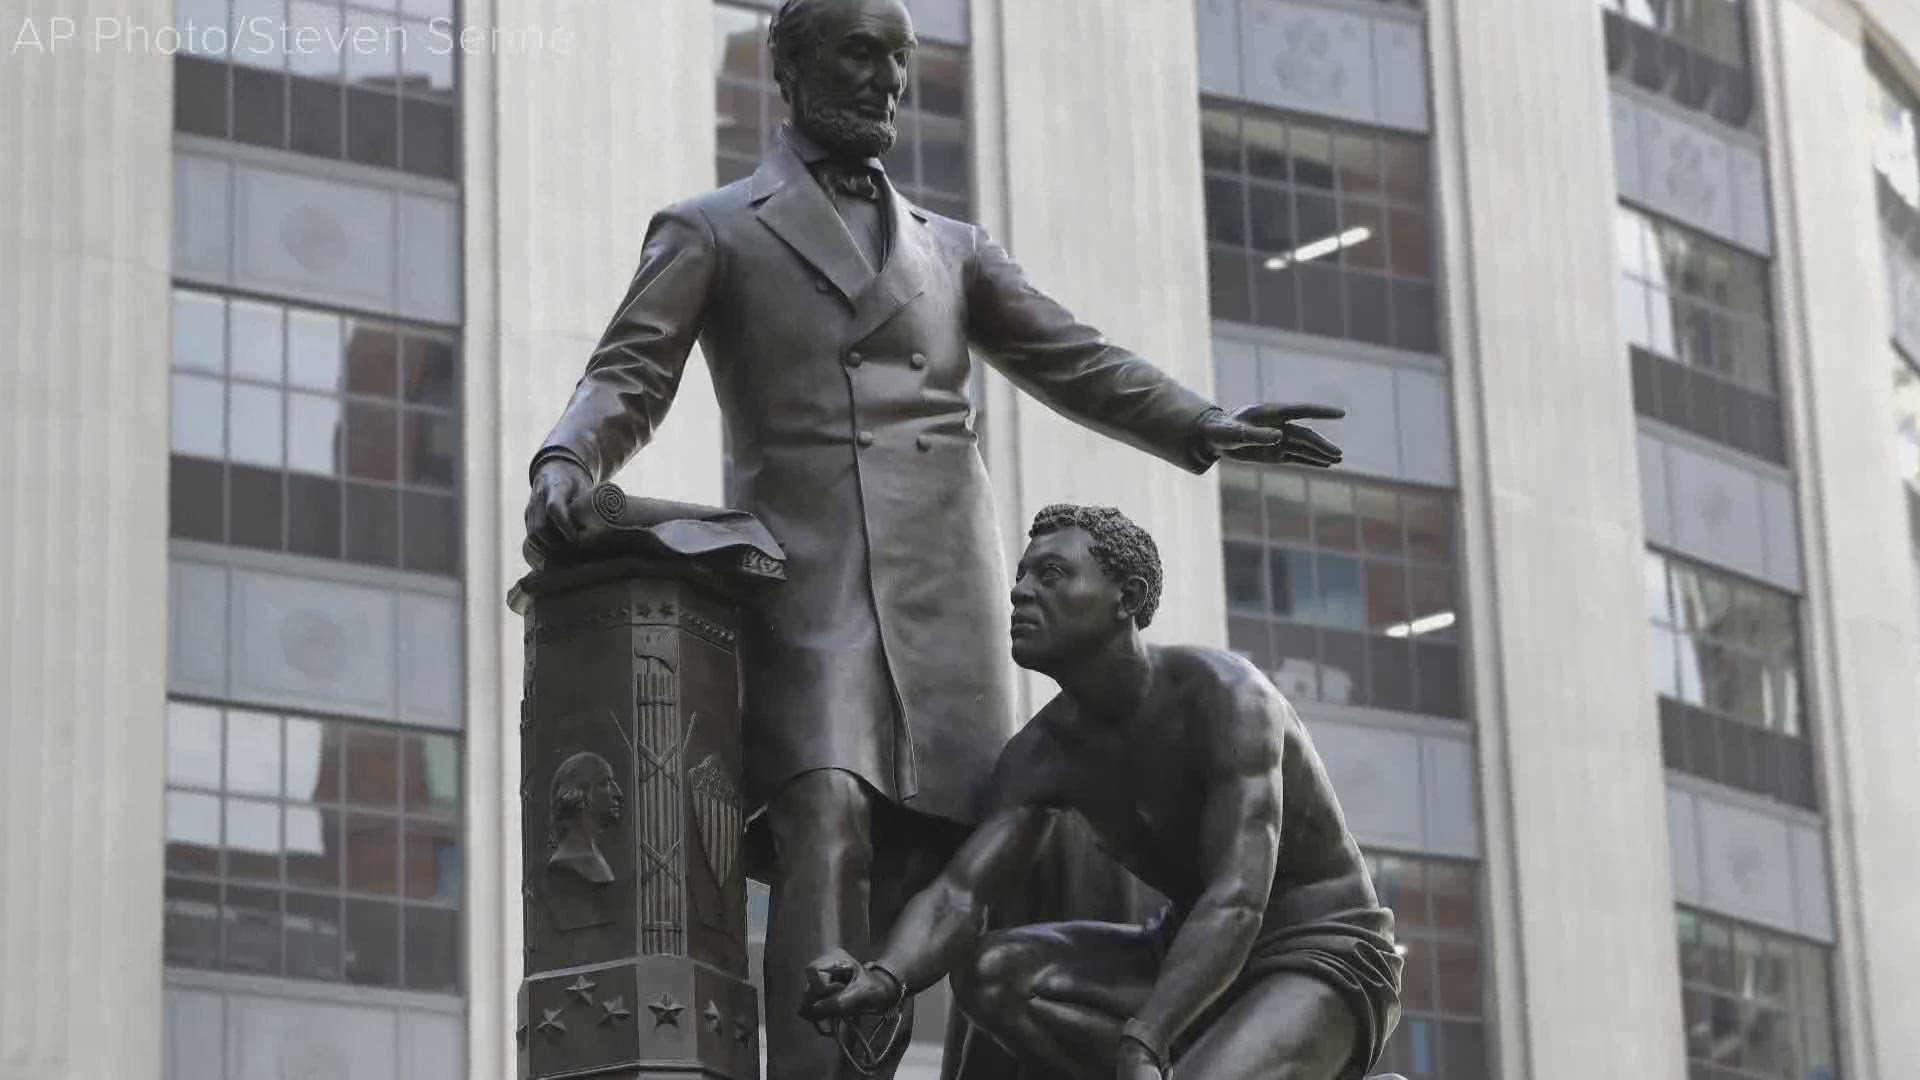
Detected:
[{"left": 539, "top": 134, "right": 1220, "bottom": 826}]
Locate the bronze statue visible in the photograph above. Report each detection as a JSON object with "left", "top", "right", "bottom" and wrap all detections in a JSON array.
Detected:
[
  {"left": 523, "top": 1, "right": 1345, "bottom": 1075},
  {"left": 803, "top": 506, "right": 1402, "bottom": 1080}
]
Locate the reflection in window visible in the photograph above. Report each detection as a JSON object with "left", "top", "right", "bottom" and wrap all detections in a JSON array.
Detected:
[
  {"left": 1599, "top": 0, "right": 1753, "bottom": 129},
  {"left": 1222, "top": 465, "right": 1464, "bottom": 719},
  {"left": 1202, "top": 101, "right": 1438, "bottom": 354},
  {"left": 1618, "top": 206, "right": 1784, "bottom": 462},
  {"left": 1366, "top": 852, "right": 1488, "bottom": 1079},
  {"left": 164, "top": 700, "right": 463, "bottom": 993},
  {"left": 167, "top": 288, "right": 462, "bottom": 575},
  {"left": 1871, "top": 48, "right": 1920, "bottom": 216},
  {"left": 1676, "top": 908, "right": 1841, "bottom": 1080},
  {"left": 1646, "top": 549, "right": 1814, "bottom": 808}
]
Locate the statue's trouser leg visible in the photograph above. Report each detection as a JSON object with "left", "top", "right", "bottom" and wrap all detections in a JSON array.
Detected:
[
  {"left": 762, "top": 767, "right": 880, "bottom": 1080},
  {"left": 1171, "top": 972, "right": 1359, "bottom": 1080}
]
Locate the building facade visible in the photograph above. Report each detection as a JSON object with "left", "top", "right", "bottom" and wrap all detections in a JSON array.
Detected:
[{"left": 4, "top": 1, "right": 1920, "bottom": 1079}]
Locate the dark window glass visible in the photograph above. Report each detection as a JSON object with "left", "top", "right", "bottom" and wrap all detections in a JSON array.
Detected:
[
  {"left": 1601, "top": 0, "right": 1754, "bottom": 129},
  {"left": 346, "top": 482, "right": 401, "bottom": 567},
  {"left": 287, "top": 474, "right": 343, "bottom": 559},
  {"left": 1366, "top": 852, "right": 1484, "bottom": 1076},
  {"left": 402, "top": 97, "right": 458, "bottom": 180},
  {"left": 176, "top": 55, "right": 229, "bottom": 138},
  {"left": 171, "top": 456, "right": 225, "bottom": 543},
  {"left": 232, "top": 67, "right": 287, "bottom": 148},
  {"left": 228, "top": 464, "right": 284, "bottom": 551},
  {"left": 346, "top": 87, "right": 400, "bottom": 169},
  {"left": 1220, "top": 464, "right": 1465, "bottom": 719},
  {"left": 1676, "top": 908, "right": 1842, "bottom": 1080},
  {"left": 1202, "top": 99, "right": 1438, "bottom": 353},
  {"left": 290, "top": 75, "right": 345, "bottom": 158},
  {"left": 167, "top": 705, "right": 465, "bottom": 992},
  {"left": 403, "top": 490, "right": 460, "bottom": 575}
]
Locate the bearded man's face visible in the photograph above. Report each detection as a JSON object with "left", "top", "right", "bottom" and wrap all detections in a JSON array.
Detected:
[{"left": 785, "top": 0, "right": 916, "bottom": 159}]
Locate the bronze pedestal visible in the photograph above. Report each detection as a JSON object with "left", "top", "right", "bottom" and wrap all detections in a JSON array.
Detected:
[{"left": 511, "top": 491, "right": 786, "bottom": 1080}]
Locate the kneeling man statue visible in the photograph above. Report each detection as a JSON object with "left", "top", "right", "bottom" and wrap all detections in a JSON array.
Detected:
[{"left": 803, "top": 505, "right": 1403, "bottom": 1080}]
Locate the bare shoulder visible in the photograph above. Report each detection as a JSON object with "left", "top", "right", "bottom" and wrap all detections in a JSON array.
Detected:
[{"left": 1156, "top": 646, "right": 1292, "bottom": 767}]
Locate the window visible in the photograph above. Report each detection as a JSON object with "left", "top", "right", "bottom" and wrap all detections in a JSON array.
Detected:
[
  {"left": 1676, "top": 909, "right": 1841, "bottom": 1080},
  {"left": 164, "top": 700, "right": 463, "bottom": 993},
  {"left": 1618, "top": 206, "right": 1785, "bottom": 462},
  {"left": 1222, "top": 465, "right": 1464, "bottom": 718},
  {"left": 1870, "top": 48, "right": 1920, "bottom": 219},
  {"left": 1201, "top": 101, "right": 1438, "bottom": 354},
  {"left": 1646, "top": 550, "right": 1814, "bottom": 807},
  {"left": 1600, "top": 0, "right": 1753, "bottom": 129},
  {"left": 1367, "top": 852, "right": 1488, "bottom": 1079},
  {"left": 712, "top": 1, "right": 972, "bottom": 221},
  {"left": 1896, "top": 360, "right": 1920, "bottom": 541},
  {"left": 174, "top": 0, "right": 459, "bottom": 179},
  {"left": 169, "top": 287, "right": 462, "bottom": 575}
]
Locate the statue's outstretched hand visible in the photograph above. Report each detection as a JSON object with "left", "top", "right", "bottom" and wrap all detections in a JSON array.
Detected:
[
  {"left": 1199, "top": 403, "right": 1345, "bottom": 468},
  {"left": 525, "top": 458, "right": 593, "bottom": 552},
  {"left": 800, "top": 949, "right": 904, "bottom": 1022}
]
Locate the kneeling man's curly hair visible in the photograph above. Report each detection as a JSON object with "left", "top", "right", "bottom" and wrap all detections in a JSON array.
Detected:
[{"left": 1029, "top": 504, "right": 1163, "bottom": 629}]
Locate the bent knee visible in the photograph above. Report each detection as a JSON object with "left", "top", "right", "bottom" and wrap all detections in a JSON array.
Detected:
[{"left": 767, "top": 769, "right": 872, "bottom": 852}]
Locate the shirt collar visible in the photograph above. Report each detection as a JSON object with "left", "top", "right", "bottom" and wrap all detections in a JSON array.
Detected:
[{"left": 780, "top": 123, "right": 889, "bottom": 176}]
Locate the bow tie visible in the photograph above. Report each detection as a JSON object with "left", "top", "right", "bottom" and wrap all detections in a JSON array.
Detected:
[{"left": 820, "top": 163, "right": 883, "bottom": 202}]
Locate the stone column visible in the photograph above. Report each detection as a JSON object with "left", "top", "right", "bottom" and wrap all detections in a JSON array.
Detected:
[
  {"left": 464, "top": 4, "right": 723, "bottom": 1078},
  {"left": 0, "top": 3, "right": 173, "bottom": 1079},
  {"left": 1428, "top": 2, "right": 1687, "bottom": 1077},
  {"left": 1762, "top": 1, "right": 1920, "bottom": 1073}
]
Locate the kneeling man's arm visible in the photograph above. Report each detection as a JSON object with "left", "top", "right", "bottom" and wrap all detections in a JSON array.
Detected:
[
  {"left": 1125, "top": 691, "right": 1283, "bottom": 1064},
  {"left": 870, "top": 804, "right": 1053, "bottom": 993}
]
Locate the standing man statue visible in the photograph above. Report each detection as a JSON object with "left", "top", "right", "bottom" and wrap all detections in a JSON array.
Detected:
[
  {"left": 802, "top": 506, "right": 1402, "bottom": 1080},
  {"left": 524, "top": 1, "right": 1345, "bottom": 1076}
]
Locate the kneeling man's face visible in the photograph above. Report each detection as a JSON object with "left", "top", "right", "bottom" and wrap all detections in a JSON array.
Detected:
[{"left": 1009, "top": 527, "right": 1125, "bottom": 673}]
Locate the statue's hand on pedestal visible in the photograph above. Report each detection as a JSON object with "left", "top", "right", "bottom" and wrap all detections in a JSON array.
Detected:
[
  {"left": 525, "top": 457, "right": 593, "bottom": 552},
  {"left": 799, "top": 949, "right": 905, "bottom": 1022}
]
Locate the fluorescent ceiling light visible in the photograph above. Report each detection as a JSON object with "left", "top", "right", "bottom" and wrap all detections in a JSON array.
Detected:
[
  {"left": 1263, "top": 226, "right": 1374, "bottom": 272},
  {"left": 1384, "top": 610, "right": 1456, "bottom": 639}
]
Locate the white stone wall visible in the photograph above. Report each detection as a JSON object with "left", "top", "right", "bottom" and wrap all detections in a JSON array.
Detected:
[
  {"left": 1429, "top": 0, "right": 1688, "bottom": 1077},
  {"left": 0, "top": 3, "right": 174, "bottom": 1079},
  {"left": 1764, "top": 1, "right": 1920, "bottom": 1074}
]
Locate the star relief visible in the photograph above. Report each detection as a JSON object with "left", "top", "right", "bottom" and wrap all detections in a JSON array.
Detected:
[
  {"left": 565, "top": 975, "right": 598, "bottom": 1005},
  {"left": 536, "top": 1008, "right": 567, "bottom": 1037},
  {"left": 704, "top": 1001, "right": 726, "bottom": 1035},
  {"left": 599, "top": 995, "right": 633, "bottom": 1026},
  {"left": 648, "top": 994, "right": 686, "bottom": 1027}
]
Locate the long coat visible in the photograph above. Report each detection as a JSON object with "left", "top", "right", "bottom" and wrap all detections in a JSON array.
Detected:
[{"left": 539, "top": 136, "right": 1218, "bottom": 825}]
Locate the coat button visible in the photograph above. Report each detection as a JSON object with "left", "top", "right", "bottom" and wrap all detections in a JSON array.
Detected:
[
  {"left": 846, "top": 351, "right": 863, "bottom": 368},
  {"left": 857, "top": 431, "right": 875, "bottom": 447},
  {"left": 815, "top": 278, "right": 834, "bottom": 293},
  {"left": 915, "top": 434, "right": 932, "bottom": 451},
  {"left": 910, "top": 352, "right": 928, "bottom": 370}
]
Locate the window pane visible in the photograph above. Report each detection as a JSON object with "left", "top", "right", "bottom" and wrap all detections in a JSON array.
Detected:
[
  {"left": 1244, "top": 115, "right": 1287, "bottom": 183},
  {"left": 172, "top": 373, "right": 227, "bottom": 458},
  {"left": 345, "top": 482, "right": 401, "bottom": 566},
  {"left": 227, "top": 383, "right": 284, "bottom": 467},
  {"left": 1268, "top": 548, "right": 1315, "bottom": 620},
  {"left": 1263, "top": 472, "right": 1311, "bottom": 543},
  {"left": 1225, "top": 541, "right": 1266, "bottom": 612},
  {"left": 166, "top": 791, "right": 222, "bottom": 875},
  {"left": 229, "top": 299, "right": 284, "bottom": 383},
  {"left": 168, "top": 701, "right": 225, "bottom": 789},
  {"left": 231, "top": 0, "right": 287, "bottom": 70},
  {"left": 345, "top": 323, "right": 400, "bottom": 397},
  {"left": 403, "top": 818, "right": 461, "bottom": 902},
  {"left": 345, "top": 812, "right": 401, "bottom": 895},
  {"left": 223, "top": 885, "right": 283, "bottom": 974},
  {"left": 403, "top": 336, "right": 457, "bottom": 406},
  {"left": 1222, "top": 466, "right": 1262, "bottom": 537},
  {"left": 287, "top": 0, "right": 346, "bottom": 79},
  {"left": 1433, "top": 941, "right": 1480, "bottom": 1014},
  {"left": 346, "top": 401, "right": 398, "bottom": 482},
  {"left": 225, "top": 708, "right": 282, "bottom": 797},
  {"left": 343, "top": 10, "right": 400, "bottom": 84},
  {"left": 164, "top": 877, "right": 222, "bottom": 969},
  {"left": 402, "top": 490, "right": 459, "bottom": 574},
  {"left": 402, "top": 410, "right": 457, "bottom": 488},
  {"left": 404, "top": 905, "right": 461, "bottom": 992},
  {"left": 286, "top": 805, "right": 341, "bottom": 888},
  {"left": 344, "top": 726, "right": 400, "bottom": 807},
  {"left": 287, "top": 309, "right": 343, "bottom": 391},
  {"left": 1319, "top": 554, "right": 1364, "bottom": 628},
  {"left": 403, "top": 731, "right": 461, "bottom": 816},
  {"left": 287, "top": 392, "right": 344, "bottom": 476},
  {"left": 224, "top": 797, "right": 282, "bottom": 881},
  {"left": 286, "top": 890, "right": 343, "bottom": 979},
  {"left": 1365, "top": 560, "right": 1411, "bottom": 632},
  {"left": 1309, "top": 479, "right": 1357, "bottom": 551},
  {"left": 343, "top": 899, "right": 401, "bottom": 986},
  {"left": 397, "top": 17, "right": 454, "bottom": 95},
  {"left": 173, "top": 290, "right": 225, "bottom": 373},
  {"left": 1403, "top": 493, "right": 1450, "bottom": 561},
  {"left": 286, "top": 716, "right": 341, "bottom": 803}
]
